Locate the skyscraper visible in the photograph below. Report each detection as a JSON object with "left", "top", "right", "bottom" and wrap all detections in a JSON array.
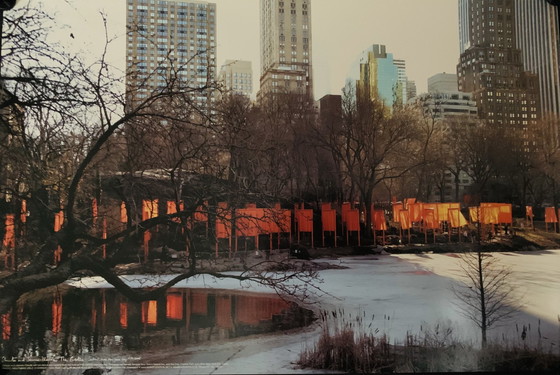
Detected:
[
  {"left": 258, "top": 0, "right": 313, "bottom": 101},
  {"left": 125, "top": 0, "right": 217, "bottom": 109},
  {"left": 457, "top": 0, "right": 540, "bottom": 151},
  {"left": 346, "top": 44, "right": 406, "bottom": 108},
  {"left": 218, "top": 60, "right": 253, "bottom": 98},
  {"left": 515, "top": 0, "right": 560, "bottom": 116},
  {"left": 394, "top": 59, "right": 409, "bottom": 105}
]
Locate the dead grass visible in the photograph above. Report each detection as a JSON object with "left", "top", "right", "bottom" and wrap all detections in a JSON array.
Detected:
[{"left": 298, "top": 310, "right": 560, "bottom": 373}]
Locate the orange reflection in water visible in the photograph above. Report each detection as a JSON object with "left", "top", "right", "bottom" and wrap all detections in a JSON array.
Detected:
[
  {"left": 215, "top": 295, "right": 233, "bottom": 329},
  {"left": 1, "top": 313, "right": 10, "bottom": 340},
  {"left": 141, "top": 300, "right": 157, "bottom": 325},
  {"left": 119, "top": 303, "right": 128, "bottom": 329},
  {"left": 166, "top": 293, "right": 183, "bottom": 320},
  {"left": 52, "top": 299, "right": 62, "bottom": 335},
  {"left": 236, "top": 295, "right": 289, "bottom": 325},
  {"left": 190, "top": 292, "right": 208, "bottom": 315}
]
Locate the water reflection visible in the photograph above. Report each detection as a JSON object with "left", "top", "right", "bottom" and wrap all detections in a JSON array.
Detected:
[{"left": 0, "top": 287, "right": 312, "bottom": 362}]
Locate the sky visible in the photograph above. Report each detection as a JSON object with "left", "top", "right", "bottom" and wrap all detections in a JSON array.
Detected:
[{"left": 31, "top": 0, "right": 459, "bottom": 100}]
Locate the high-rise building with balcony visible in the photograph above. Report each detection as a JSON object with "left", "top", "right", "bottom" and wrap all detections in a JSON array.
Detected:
[
  {"left": 258, "top": 0, "right": 313, "bottom": 101},
  {"left": 218, "top": 60, "right": 253, "bottom": 98},
  {"left": 125, "top": 0, "right": 217, "bottom": 110},
  {"left": 457, "top": 0, "right": 540, "bottom": 153},
  {"left": 515, "top": 0, "right": 560, "bottom": 116}
]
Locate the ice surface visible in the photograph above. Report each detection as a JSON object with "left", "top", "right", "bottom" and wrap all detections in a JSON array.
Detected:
[{"left": 60, "top": 250, "right": 560, "bottom": 374}]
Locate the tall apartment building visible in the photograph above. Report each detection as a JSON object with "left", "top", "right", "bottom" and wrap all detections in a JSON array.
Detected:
[
  {"left": 258, "top": 0, "right": 313, "bottom": 101},
  {"left": 515, "top": 0, "right": 560, "bottom": 116},
  {"left": 218, "top": 60, "right": 253, "bottom": 98},
  {"left": 346, "top": 44, "right": 406, "bottom": 108},
  {"left": 125, "top": 0, "right": 217, "bottom": 110},
  {"left": 457, "top": 0, "right": 540, "bottom": 152}
]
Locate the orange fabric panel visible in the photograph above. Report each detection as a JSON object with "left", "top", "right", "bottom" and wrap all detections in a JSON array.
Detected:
[
  {"left": 526, "top": 206, "right": 534, "bottom": 218},
  {"left": 54, "top": 211, "right": 64, "bottom": 232},
  {"left": 1, "top": 313, "right": 10, "bottom": 340},
  {"left": 545, "top": 207, "right": 558, "bottom": 223},
  {"left": 422, "top": 204, "right": 439, "bottom": 224},
  {"left": 404, "top": 198, "right": 416, "bottom": 209},
  {"left": 346, "top": 209, "right": 360, "bottom": 232},
  {"left": 263, "top": 208, "right": 280, "bottom": 233},
  {"left": 119, "top": 303, "right": 128, "bottom": 329},
  {"left": 373, "top": 210, "right": 387, "bottom": 231},
  {"left": 408, "top": 203, "right": 423, "bottom": 222},
  {"left": 399, "top": 210, "right": 411, "bottom": 230},
  {"left": 297, "top": 209, "right": 314, "bottom": 233},
  {"left": 322, "top": 209, "right": 336, "bottom": 232},
  {"left": 436, "top": 203, "right": 460, "bottom": 223},
  {"left": 167, "top": 201, "right": 177, "bottom": 215},
  {"left": 215, "top": 295, "right": 233, "bottom": 329},
  {"left": 253, "top": 209, "right": 269, "bottom": 234},
  {"left": 245, "top": 203, "right": 257, "bottom": 209},
  {"left": 166, "top": 293, "right": 183, "bottom": 320},
  {"left": 141, "top": 300, "right": 157, "bottom": 325},
  {"left": 142, "top": 200, "right": 158, "bottom": 221},
  {"left": 423, "top": 209, "right": 438, "bottom": 229},
  {"left": 280, "top": 209, "right": 291, "bottom": 233},
  {"left": 92, "top": 198, "right": 98, "bottom": 219},
  {"left": 448, "top": 208, "right": 467, "bottom": 228},
  {"left": 469, "top": 207, "right": 479, "bottom": 222},
  {"left": 216, "top": 211, "right": 232, "bottom": 239},
  {"left": 194, "top": 204, "right": 208, "bottom": 222},
  {"left": 3, "top": 214, "right": 15, "bottom": 249},
  {"left": 167, "top": 201, "right": 184, "bottom": 223},
  {"left": 498, "top": 204, "right": 513, "bottom": 224},
  {"left": 191, "top": 292, "right": 208, "bottom": 315},
  {"left": 52, "top": 300, "right": 62, "bottom": 334},
  {"left": 120, "top": 202, "right": 128, "bottom": 223},
  {"left": 392, "top": 203, "right": 403, "bottom": 223},
  {"left": 236, "top": 208, "right": 258, "bottom": 237},
  {"left": 341, "top": 202, "right": 351, "bottom": 224},
  {"left": 480, "top": 206, "right": 500, "bottom": 224},
  {"left": 321, "top": 202, "right": 332, "bottom": 211},
  {"left": 20, "top": 200, "right": 27, "bottom": 223}
]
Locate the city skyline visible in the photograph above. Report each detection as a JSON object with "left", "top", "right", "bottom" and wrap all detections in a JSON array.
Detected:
[{"left": 39, "top": 0, "right": 458, "bottom": 100}]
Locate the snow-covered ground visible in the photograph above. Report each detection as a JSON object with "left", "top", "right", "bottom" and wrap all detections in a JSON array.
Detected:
[{"left": 54, "top": 250, "right": 560, "bottom": 374}]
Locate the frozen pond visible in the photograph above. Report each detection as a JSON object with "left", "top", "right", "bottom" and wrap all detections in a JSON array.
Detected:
[{"left": 2, "top": 250, "right": 558, "bottom": 374}]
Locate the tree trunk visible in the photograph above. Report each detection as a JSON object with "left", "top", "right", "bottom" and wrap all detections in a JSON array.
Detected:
[{"left": 477, "top": 250, "right": 488, "bottom": 347}]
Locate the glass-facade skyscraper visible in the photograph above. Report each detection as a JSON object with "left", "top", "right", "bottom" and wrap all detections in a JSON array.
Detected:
[{"left": 346, "top": 44, "right": 406, "bottom": 108}]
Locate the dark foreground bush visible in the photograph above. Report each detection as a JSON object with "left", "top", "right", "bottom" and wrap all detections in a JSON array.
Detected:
[{"left": 298, "top": 310, "right": 560, "bottom": 373}]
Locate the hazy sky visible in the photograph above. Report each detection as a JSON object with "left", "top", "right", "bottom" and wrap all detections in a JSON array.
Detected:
[{"left": 34, "top": 0, "right": 459, "bottom": 99}]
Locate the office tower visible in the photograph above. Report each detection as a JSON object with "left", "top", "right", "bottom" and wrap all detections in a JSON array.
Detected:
[
  {"left": 258, "top": 0, "right": 313, "bottom": 101},
  {"left": 218, "top": 60, "right": 253, "bottom": 98},
  {"left": 418, "top": 73, "right": 478, "bottom": 120},
  {"left": 428, "top": 73, "right": 459, "bottom": 93},
  {"left": 393, "top": 59, "right": 409, "bottom": 105},
  {"left": 406, "top": 80, "right": 417, "bottom": 102},
  {"left": 515, "top": 0, "right": 560, "bottom": 116},
  {"left": 125, "top": 0, "right": 217, "bottom": 109},
  {"left": 346, "top": 44, "right": 404, "bottom": 108},
  {"left": 457, "top": 0, "right": 540, "bottom": 151}
]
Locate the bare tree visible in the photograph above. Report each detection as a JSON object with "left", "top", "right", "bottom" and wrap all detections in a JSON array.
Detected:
[
  {"left": 453, "top": 250, "right": 520, "bottom": 347},
  {"left": 312, "top": 82, "right": 421, "bottom": 236},
  {"left": 0, "top": 5, "right": 319, "bottom": 324}
]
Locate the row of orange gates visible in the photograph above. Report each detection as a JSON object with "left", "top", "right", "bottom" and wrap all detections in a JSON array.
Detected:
[{"left": 0, "top": 199, "right": 555, "bottom": 268}]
